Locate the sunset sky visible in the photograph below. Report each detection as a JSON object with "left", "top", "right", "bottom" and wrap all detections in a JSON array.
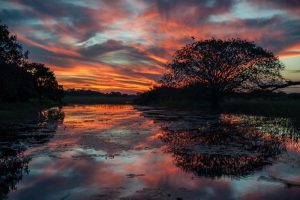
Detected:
[{"left": 1, "top": 0, "right": 300, "bottom": 94}]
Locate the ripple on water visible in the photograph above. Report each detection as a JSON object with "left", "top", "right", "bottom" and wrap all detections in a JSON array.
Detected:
[{"left": 1, "top": 105, "right": 300, "bottom": 200}]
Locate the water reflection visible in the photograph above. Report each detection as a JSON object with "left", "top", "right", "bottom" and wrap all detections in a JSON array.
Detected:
[
  {"left": 159, "top": 115, "right": 285, "bottom": 178},
  {"left": 0, "top": 107, "right": 64, "bottom": 199},
  {"left": 2, "top": 105, "right": 300, "bottom": 200},
  {"left": 141, "top": 110, "right": 300, "bottom": 178}
]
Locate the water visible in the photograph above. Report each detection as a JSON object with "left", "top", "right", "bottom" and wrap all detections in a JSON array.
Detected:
[{"left": 1, "top": 105, "right": 300, "bottom": 200}]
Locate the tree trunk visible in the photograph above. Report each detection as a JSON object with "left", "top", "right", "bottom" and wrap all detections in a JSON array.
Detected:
[{"left": 209, "top": 92, "right": 221, "bottom": 110}]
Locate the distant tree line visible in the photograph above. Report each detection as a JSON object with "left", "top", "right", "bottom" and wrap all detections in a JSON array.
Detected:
[
  {"left": 65, "top": 89, "right": 135, "bottom": 97},
  {"left": 136, "top": 38, "right": 300, "bottom": 107},
  {"left": 135, "top": 85, "right": 300, "bottom": 106},
  {"left": 0, "top": 22, "right": 63, "bottom": 102}
]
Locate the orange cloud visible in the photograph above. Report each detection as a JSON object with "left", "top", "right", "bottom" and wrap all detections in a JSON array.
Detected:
[
  {"left": 18, "top": 35, "right": 81, "bottom": 57},
  {"left": 3, "top": 0, "right": 300, "bottom": 93}
]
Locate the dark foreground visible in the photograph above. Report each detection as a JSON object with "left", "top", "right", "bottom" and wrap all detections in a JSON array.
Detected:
[{"left": 1, "top": 104, "right": 300, "bottom": 200}]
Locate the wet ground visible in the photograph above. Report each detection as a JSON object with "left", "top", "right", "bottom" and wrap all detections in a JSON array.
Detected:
[{"left": 1, "top": 105, "right": 300, "bottom": 200}]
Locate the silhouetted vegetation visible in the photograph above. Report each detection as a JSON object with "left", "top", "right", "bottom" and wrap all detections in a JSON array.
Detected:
[
  {"left": 136, "top": 38, "right": 300, "bottom": 108},
  {"left": 65, "top": 89, "right": 105, "bottom": 96},
  {"left": 161, "top": 124, "right": 284, "bottom": 178},
  {"left": 64, "top": 89, "right": 134, "bottom": 98},
  {"left": 135, "top": 85, "right": 296, "bottom": 106},
  {"left": 0, "top": 22, "right": 63, "bottom": 103},
  {"left": 63, "top": 89, "right": 136, "bottom": 104},
  {"left": 24, "top": 63, "right": 64, "bottom": 102},
  {"left": 0, "top": 107, "right": 64, "bottom": 199},
  {"left": 134, "top": 85, "right": 210, "bottom": 106}
]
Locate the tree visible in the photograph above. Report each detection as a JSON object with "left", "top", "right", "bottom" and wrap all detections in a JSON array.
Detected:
[
  {"left": 0, "top": 21, "right": 64, "bottom": 103},
  {"left": 24, "top": 63, "right": 64, "bottom": 102},
  {"left": 161, "top": 38, "right": 300, "bottom": 107},
  {"left": 0, "top": 60, "right": 36, "bottom": 101},
  {"left": 0, "top": 22, "right": 35, "bottom": 101},
  {"left": 0, "top": 23, "right": 28, "bottom": 65}
]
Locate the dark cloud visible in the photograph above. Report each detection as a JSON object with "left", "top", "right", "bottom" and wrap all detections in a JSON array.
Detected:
[
  {"left": 0, "top": 9, "right": 35, "bottom": 24},
  {"left": 251, "top": 0, "right": 300, "bottom": 16},
  {"left": 238, "top": 16, "right": 282, "bottom": 27},
  {"left": 0, "top": 0, "right": 299, "bottom": 92},
  {"left": 153, "top": 0, "right": 234, "bottom": 16},
  {"left": 254, "top": 18, "right": 300, "bottom": 53},
  {"left": 119, "top": 68, "right": 162, "bottom": 81},
  {"left": 80, "top": 40, "right": 161, "bottom": 66},
  {"left": 147, "top": 46, "right": 170, "bottom": 58},
  {"left": 6, "top": 0, "right": 130, "bottom": 42},
  {"left": 150, "top": 0, "right": 235, "bottom": 25},
  {"left": 211, "top": 15, "right": 300, "bottom": 54},
  {"left": 80, "top": 40, "right": 128, "bottom": 57}
]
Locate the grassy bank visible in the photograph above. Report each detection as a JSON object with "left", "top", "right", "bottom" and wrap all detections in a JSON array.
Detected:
[
  {"left": 222, "top": 98, "right": 300, "bottom": 119},
  {"left": 0, "top": 96, "right": 134, "bottom": 121},
  {"left": 0, "top": 101, "right": 60, "bottom": 121},
  {"left": 137, "top": 97, "right": 300, "bottom": 119},
  {"left": 63, "top": 96, "right": 135, "bottom": 105}
]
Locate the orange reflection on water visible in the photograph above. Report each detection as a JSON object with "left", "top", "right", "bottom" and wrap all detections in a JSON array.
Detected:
[{"left": 5, "top": 105, "right": 300, "bottom": 200}]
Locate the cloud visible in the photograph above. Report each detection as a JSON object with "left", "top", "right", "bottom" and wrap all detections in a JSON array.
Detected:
[
  {"left": 1, "top": 0, "right": 299, "bottom": 93},
  {"left": 80, "top": 40, "right": 129, "bottom": 57},
  {"left": 288, "top": 70, "right": 300, "bottom": 73},
  {"left": 250, "top": 0, "right": 300, "bottom": 17},
  {"left": 152, "top": 0, "right": 234, "bottom": 21}
]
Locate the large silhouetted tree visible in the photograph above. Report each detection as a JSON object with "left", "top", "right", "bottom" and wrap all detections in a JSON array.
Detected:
[{"left": 162, "top": 38, "right": 300, "bottom": 107}]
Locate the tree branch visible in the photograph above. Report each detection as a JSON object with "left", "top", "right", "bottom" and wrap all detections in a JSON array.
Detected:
[{"left": 258, "top": 81, "right": 300, "bottom": 91}]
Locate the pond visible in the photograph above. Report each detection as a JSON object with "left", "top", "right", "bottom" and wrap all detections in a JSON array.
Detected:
[{"left": 1, "top": 105, "right": 300, "bottom": 200}]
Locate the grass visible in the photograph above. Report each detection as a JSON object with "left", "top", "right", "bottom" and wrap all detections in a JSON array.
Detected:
[
  {"left": 138, "top": 97, "right": 300, "bottom": 119},
  {"left": 63, "top": 96, "right": 135, "bottom": 105},
  {"left": 142, "top": 99, "right": 210, "bottom": 109},
  {"left": 0, "top": 100, "right": 60, "bottom": 122},
  {"left": 221, "top": 98, "right": 300, "bottom": 119}
]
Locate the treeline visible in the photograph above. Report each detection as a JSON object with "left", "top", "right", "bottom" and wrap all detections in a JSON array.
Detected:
[
  {"left": 65, "top": 89, "right": 136, "bottom": 98},
  {"left": 135, "top": 85, "right": 300, "bottom": 106},
  {"left": 135, "top": 38, "right": 300, "bottom": 107},
  {"left": 0, "top": 22, "right": 63, "bottom": 102}
]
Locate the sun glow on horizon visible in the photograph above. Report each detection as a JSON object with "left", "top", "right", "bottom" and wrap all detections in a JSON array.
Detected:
[{"left": 1, "top": 0, "right": 300, "bottom": 93}]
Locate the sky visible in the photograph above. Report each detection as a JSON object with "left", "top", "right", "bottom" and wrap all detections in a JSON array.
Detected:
[{"left": 1, "top": 0, "right": 300, "bottom": 94}]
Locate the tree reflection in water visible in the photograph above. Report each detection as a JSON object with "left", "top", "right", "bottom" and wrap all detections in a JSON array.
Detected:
[
  {"left": 0, "top": 107, "right": 64, "bottom": 199},
  {"left": 144, "top": 111, "right": 299, "bottom": 178}
]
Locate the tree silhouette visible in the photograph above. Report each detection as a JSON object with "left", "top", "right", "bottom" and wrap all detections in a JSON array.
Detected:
[
  {"left": 0, "top": 22, "right": 63, "bottom": 102},
  {"left": 160, "top": 125, "right": 285, "bottom": 178},
  {"left": 0, "top": 23, "right": 28, "bottom": 65},
  {"left": 24, "top": 63, "right": 64, "bottom": 102},
  {"left": 0, "top": 60, "right": 36, "bottom": 101},
  {"left": 162, "top": 38, "right": 300, "bottom": 107},
  {"left": 0, "top": 107, "right": 64, "bottom": 199}
]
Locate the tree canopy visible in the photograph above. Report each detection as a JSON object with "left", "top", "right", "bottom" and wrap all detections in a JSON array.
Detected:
[
  {"left": 0, "top": 22, "right": 63, "bottom": 102},
  {"left": 24, "top": 63, "right": 64, "bottom": 102},
  {"left": 161, "top": 38, "right": 299, "bottom": 106},
  {"left": 0, "top": 23, "right": 28, "bottom": 65}
]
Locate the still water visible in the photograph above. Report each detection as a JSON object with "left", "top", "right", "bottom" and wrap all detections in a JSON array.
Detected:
[{"left": 1, "top": 105, "right": 300, "bottom": 200}]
